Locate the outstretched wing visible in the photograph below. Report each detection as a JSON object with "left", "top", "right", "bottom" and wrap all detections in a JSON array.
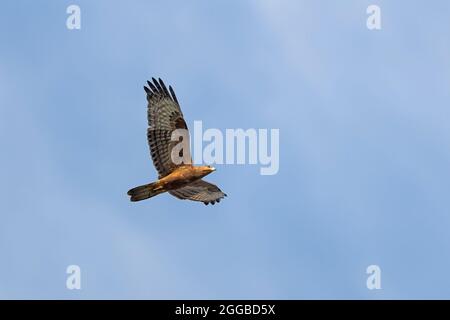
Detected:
[
  {"left": 169, "top": 180, "right": 227, "bottom": 205},
  {"left": 144, "top": 78, "right": 191, "bottom": 177}
]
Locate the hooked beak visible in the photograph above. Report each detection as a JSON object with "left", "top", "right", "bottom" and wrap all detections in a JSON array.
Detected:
[{"left": 210, "top": 166, "right": 216, "bottom": 172}]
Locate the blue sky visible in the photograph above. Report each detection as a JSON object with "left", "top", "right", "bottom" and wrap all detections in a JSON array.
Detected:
[{"left": 1, "top": 0, "right": 450, "bottom": 299}]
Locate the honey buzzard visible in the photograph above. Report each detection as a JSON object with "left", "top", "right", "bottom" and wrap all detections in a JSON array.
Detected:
[{"left": 127, "top": 78, "right": 226, "bottom": 205}]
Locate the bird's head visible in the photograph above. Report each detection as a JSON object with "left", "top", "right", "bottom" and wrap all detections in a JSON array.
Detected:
[{"left": 197, "top": 165, "right": 216, "bottom": 177}]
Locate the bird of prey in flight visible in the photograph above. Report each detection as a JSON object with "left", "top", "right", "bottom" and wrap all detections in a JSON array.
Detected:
[{"left": 127, "top": 78, "right": 227, "bottom": 205}]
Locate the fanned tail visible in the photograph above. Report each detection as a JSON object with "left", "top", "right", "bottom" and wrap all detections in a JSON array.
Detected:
[{"left": 127, "top": 181, "right": 165, "bottom": 202}]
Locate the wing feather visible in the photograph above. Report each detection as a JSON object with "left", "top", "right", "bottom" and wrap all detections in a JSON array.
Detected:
[
  {"left": 169, "top": 180, "right": 227, "bottom": 205},
  {"left": 144, "top": 78, "right": 191, "bottom": 177}
]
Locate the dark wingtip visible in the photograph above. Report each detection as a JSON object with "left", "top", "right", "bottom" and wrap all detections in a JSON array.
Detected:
[
  {"left": 169, "top": 85, "right": 179, "bottom": 104},
  {"left": 147, "top": 80, "right": 157, "bottom": 93},
  {"left": 152, "top": 77, "right": 163, "bottom": 92},
  {"left": 158, "top": 78, "right": 170, "bottom": 97},
  {"left": 144, "top": 86, "right": 151, "bottom": 94}
]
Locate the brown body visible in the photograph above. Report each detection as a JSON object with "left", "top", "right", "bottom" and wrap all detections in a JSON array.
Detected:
[
  {"left": 127, "top": 165, "right": 216, "bottom": 202},
  {"left": 157, "top": 165, "right": 214, "bottom": 190}
]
